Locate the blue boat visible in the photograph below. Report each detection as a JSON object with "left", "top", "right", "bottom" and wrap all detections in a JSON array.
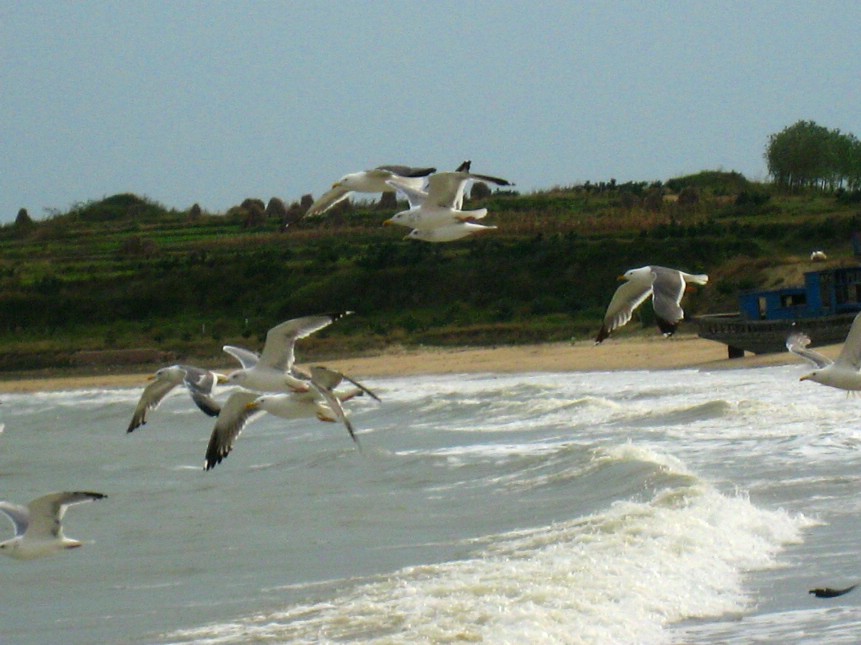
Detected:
[{"left": 696, "top": 266, "right": 861, "bottom": 357}]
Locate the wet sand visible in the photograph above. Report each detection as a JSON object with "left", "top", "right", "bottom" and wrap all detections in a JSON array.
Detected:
[{"left": 0, "top": 334, "right": 819, "bottom": 394}]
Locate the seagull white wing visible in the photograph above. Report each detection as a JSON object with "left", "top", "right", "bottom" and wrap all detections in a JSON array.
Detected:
[
  {"left": 786, "top": 332, "right": 832, "bottom": 368},
  {"left": 0, "top": 502, "right": 30, "bottom": 536},
  {"left": 127, "top": 375, "right": 181, "bottom": 433},
  {"left": 425, "top": 171, "right": 513, "bottom": 208},
  {"left": 204, "top": 391, "right": 265, "bottom": 471},
  {"left": 306, "top": 166, "right": 434, "bottom": 217},
  {"left": 834, "top": 312, "right": 861, "bottom": 369},
  {"left": 26, "top": 492, "right": 106, "bottom": 538},
  {"left": 650, "top": 267, "right": 687, "bottom": 331},
  {"left": 424, "top": 173, "right": 470, "bottom": 208},
  {"left": 406, "top": 223, "right": 496, "bottom": 243},
  {"left": 306, "top": 186, "right": 352, "bottom": 217},
  {"left": 223, "top": 345, "right": 260, "bottom": 369},
  {"left": 259, "top": 312, "right": 352, "bottom": 371},
  {"left": 596, "top": 280, "right": 654, "bottom": 342},
  {"left": 385, "top": 178, "right": 428, "bottom": 208}
]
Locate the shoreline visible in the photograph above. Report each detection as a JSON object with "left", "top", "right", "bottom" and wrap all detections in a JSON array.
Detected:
[{"left": 0, "top": 334, "right": 821, "bottom": 394}]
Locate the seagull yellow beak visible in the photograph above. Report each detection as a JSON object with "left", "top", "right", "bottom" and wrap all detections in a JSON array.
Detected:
[
  {"left": 146, "top": 375, "right": 156, "bottom": 381},
  {"left": 800, "top": 374, "right": 811, "bottom": 381},
  {"left": 617, "top": 275, "right": 626, "bottom": 281},
  {"left": 216, "top": 374, "right": 230, "bottom": 385},
  {"left": 245, "top": 401, "right": 260, "bottom": 410},
  {"left": 383, "top": 219, "right": 394, "bottom": 226}
]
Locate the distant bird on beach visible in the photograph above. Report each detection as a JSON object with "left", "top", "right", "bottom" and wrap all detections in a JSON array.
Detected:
[
  {"left": 305, "top": 165, "right": 436, "bottom": 217},
  {"left": 0, "top": 491, "right": 107, "bottom": 559},
  {"left": 204, "top": 366, "right": 379, "bottom": 470},
  {"left": 595, "top": 265, "right": 709, "bottom": 343},
  {"left": 221, "top": 312, "right": 353, "bottom": 393},
  {"left": 128, "top": 365, "right": 224, "bottom": 433},
  {"left": 788, "top": 311, "right": 861, "bottom": 392}
]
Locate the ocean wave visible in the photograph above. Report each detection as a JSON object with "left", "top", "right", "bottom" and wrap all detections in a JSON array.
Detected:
[
  {"left": 166, "top": 479, "right": 811, "bottom": 645},
  {"left": 611, "top": 400, "right": 735, "bottom": 428}
]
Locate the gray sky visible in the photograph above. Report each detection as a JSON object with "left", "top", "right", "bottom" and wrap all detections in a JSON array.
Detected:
[{"left": 3, "top": 1, "right": 859, "bottom": 223}]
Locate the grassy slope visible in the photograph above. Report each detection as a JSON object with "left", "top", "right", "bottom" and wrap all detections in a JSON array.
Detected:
[{"left": 1, "top": 178, "right": 859, "bottom": 371}]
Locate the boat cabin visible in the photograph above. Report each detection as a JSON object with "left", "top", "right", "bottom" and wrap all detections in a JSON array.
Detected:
[
  {"left": 739, "top": 266, "right": 861, "bottom": 321},
  {"left": 697, "top": 266, "right": 861, "bottom": 357}
]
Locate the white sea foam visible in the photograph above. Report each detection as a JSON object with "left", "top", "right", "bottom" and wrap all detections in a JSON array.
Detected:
[{"left": 167, "top": 475, "right": 811, "bottom": 644}]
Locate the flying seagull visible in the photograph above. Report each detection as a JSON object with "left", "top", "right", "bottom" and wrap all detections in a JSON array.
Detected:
[
  {"left": 788, "top": 311, "right": 861, "bottom": 392},
  {"left": 204, "top": 366, "right": 378, "bottom": 470},
  {"left": 595, "top": 265, "right": 709, "bottom": 343},
  {"left": 0, "top": 492, "right": 107, "bottom": 560},
  {"left": 809, "top": 584, "right": 857, "bottom": 598},
  {"left": 222, "top": 312, "right": 352, "bottom": 393},
  {"left": 383, "top": 168, "right": 513, "bottom": 231},
  {"left": 306, "top": 365, "right": 380, "bottom": 444},
  {"left": 305, "top": 165, "right": 436, "bottom": 217},
  {"left": 128, "top": 365, "right": 223, "bottom": 433}
]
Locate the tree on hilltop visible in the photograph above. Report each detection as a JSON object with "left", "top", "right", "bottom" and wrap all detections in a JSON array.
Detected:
[
  {"left": 766, "top": 120, "right": 861, "bottom": 191},
  {"left": 15, "top": 208, "right": 33, "bottom": 227}
]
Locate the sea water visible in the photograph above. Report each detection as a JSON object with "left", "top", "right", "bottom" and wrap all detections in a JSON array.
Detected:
[{"left": 0, "top": 363, "right": 859, "bottom": 644}]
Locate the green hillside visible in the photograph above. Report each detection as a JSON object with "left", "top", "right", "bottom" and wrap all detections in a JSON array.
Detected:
[{"left": 2, "top": 173, "right": 860, "bottom": 372}]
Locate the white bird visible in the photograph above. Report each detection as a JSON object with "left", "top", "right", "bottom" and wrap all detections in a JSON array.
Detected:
[
  {"left": 204, "top": 367, "right": 379, "bottom": 470},
  {"left": 0, "top": 492, "right": 107, "bottom": 560},
  {"left": 305, "top": 165, "right": 436, "bottom": 217},
  {"left": 405, "top": 222, "right": 498, "bottom": 243},
  {"left": 595, "top": 265, "right": 709, "bottom": 343},
  {"left": 788, "top": 313, "right": 861, "bottom": 392},
  {"left": 128, "top": 365, "right": 224, "bottom": 433},
  {"left": 222, "top": 312, "right": 352, "bottom": 393},
  {"left": 383, "top": 169, "right": 512, "bottom": 231}
]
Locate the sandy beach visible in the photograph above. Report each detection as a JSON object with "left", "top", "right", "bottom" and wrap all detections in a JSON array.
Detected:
[{"left": 0, "top": 333, "right": 823, "bottom": 394}]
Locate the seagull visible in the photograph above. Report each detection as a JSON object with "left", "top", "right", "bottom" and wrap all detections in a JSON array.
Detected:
[
  {"left": 306, "top": 365, "right": 380, "bottom": 444},
  {"left": 305, "top": 165, "right": 436, "bottom": 217},
  {"left": 0, "top": 492, "right": 107, "bottom": 560},
  {"left": 204, "top": 366, "right": 379, "bottom": 470},
  {"left": 222, "top": 312, "right": 352, "bottom": 393},
  {"left": 788, "top": 312, "right": 861, "bottom": 392},
  {"left": 405, "top": 222, "right": 498, "bottom": 243},
  {"left": 595, "top": 265, "right": 709, "bottom": 343},
  {"left": 127, "top": 365, "right": 224, "bottom": 433},
  {"left": 383, "top": 168, "right": 513, "bottom": 231},
  {"left": 810, "top": 584, "right": 857, "bottom": 598}
]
